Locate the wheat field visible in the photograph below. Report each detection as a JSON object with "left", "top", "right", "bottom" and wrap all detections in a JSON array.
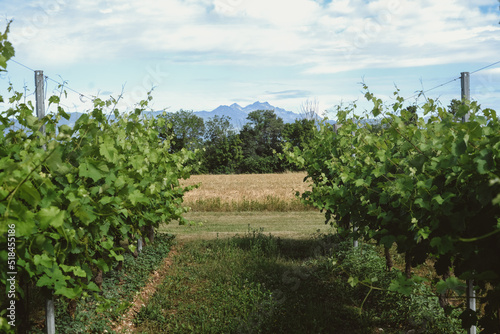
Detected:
[{"left": 181, "top": 172, "right": 314, "bottom": 211}]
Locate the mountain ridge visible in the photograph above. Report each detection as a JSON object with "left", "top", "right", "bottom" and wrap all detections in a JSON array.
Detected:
[{"left": 188, "top": 101, "right": 301, "bottom": 128}]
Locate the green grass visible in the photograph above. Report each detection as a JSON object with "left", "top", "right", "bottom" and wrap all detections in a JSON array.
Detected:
[
  {"left": 134, "top": 229, "right": 463, "bottom": 334},
  {"left": 160, "top": 211, "right": 329, "bottom": 240}
]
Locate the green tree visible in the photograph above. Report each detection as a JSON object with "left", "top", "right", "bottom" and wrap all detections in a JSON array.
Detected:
[
  {"left": 283, "top": 118, "right": 316, "bottom": 150},
  {"left": 201, "top": 115, "right": 242, "bottom": 174},
  {"left": 239, "top": 110, "right": 285, "bottom": 173},
  {"left": 282, "top": 118, "right": 316, "bottom": 171},
  {"left": 159, "top": 110, "right": 205, "bottom": 152}
]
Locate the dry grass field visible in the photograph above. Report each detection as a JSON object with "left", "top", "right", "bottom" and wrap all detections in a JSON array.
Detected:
[
  {"left": 181, "top": 172, "right": 314, "bottom": 211},
  {"left": 166, "top": 172, "right": 327, "bottom": 240}
]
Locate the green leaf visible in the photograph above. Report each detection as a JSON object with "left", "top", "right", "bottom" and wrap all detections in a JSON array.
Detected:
[
  {"left": 474, "top": 158, "right": 488, "bottom": 174},
  {"left": 110, "top": 250, "right": 124, "bottom": 262},
  {"left": 436, "top": 276, "right": 466, "bottom": 295},
  {"left": 388, "top": 273, "right": 415, "bottom": 295},
  {"left": 414, "top": 198, "right": 430, "bottom": 210},
  {"left": 15, "top": 218, "right": 36, "bottom": 237},
  {"left": 74, "top": 204, "right": 97, "bottom": 225},
  {"left": 128, "top": 189, "right": 148, "bottom": 205},
  {"left": 2, "top": 40, "right": 15, "bottom": 61},
  {"left": 451, "top": 139, "right": 466, "bottom": 156},
  {"left": 66, "top": 173, "right": 75, "bottom": 184},
  {"left": 86, "top": 281, "right": 101, "bottom": 292},
  {"left": 115, "top": 176, "right": 127, "bottom": 189},
  {"left": 59, "top": 107, "right": 70, "bottom": 120},
  {"left": 45, "top": 147, "right": 71, "bottom": 175},
  {"left": 493, "top": 194, "right": 500, "bottom": 206},
  {"left": 33, "top": 254, "right": 53, "bottom": 268},
  {"left": 99, "top": 196, "right": 114, "bottom": 205},
  {"left": 19, "top": 182, "right": 41, "bottom": 206},
  {"left": 48, "top": 96, "right": 60, "bottom": 105},
  {"left": 99, "top": 141, "right": 118, "bottom": 163},
  {"left": 79, "top": 162, "right": 105, "bottom": 182},
  {"left": 355, "top": 179, "right": 365, "bottom": 187},
  {"left": 430, "top": 236, "right": 454, "bottom": 254},
  {"left": 60, "top": 264, "right": 87, "bottom": 278},
  {"left": 36, "top": 274, "right": 54, "bottom": 288},
  {"left": 101, "top": 239, "right": 113, "bottom": 250},
  {"left": 455, "top": 104, "right": 469, "bottom": 119},
  {"left": 348, "top": 276, "right": 359, "bottom": 287},
  {"left": 432, "top": 194, "right": 444, "bottom": 205},
  {"left": 37, "top": 206, "right": 65, "bottom": 229},
  {"left": 0, "top": 54, "right": 6, "bottom": 69},
  {"left": 55, "top": 286, "right": 81, "bottom": 299}
]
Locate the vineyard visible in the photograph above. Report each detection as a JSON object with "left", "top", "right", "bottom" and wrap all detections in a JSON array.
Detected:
[{"left": 1, "top": 20, "right": 500, "bottom": 333}]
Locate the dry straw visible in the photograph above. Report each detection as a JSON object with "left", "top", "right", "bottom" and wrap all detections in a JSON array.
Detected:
[{"left": 181, "top": 172, "right": 314, "bottom": 212}]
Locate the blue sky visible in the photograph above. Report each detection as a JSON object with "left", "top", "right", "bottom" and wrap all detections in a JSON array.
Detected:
[{"left": 1, "top": 0, "right": 499, "bottom": 117}]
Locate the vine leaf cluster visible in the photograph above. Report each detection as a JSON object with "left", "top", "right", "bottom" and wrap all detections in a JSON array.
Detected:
[
  {"left": 0, "top": 50, "right": 196, "bottom": 333},
  {"left": 286, "top": 87, "right": 500, "bottom": 332}
]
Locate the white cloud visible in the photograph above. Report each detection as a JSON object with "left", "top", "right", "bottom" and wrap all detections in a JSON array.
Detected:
[
  {"left": 5, "top": 0, "right": 499, "bottom": 72},
  {"left": 2, "top": 0, "right": 499, "bottom": 113}
]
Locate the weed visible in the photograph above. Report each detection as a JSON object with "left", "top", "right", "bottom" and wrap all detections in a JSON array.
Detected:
[{"left": 326, "top": 239, "right": 464, "bottom": 333}]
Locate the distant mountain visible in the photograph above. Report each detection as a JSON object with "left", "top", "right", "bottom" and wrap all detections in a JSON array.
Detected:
[
  {"left": 7, "top": 102, "right": 305, "bottom": 130},
  {"left": 191, "top": 101, "right": 302, "bottom": 128}
]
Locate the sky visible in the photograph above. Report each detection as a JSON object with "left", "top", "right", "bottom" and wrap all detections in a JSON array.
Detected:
[{"left": 1, "top": 0, "right": 499, "bottom": 118}]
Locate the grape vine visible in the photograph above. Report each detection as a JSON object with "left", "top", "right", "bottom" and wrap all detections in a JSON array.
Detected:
[
  {"left": 286, "top": 87, "right": 500, "bottom": 332},
  {"left": 0, "top": 25, "right": 195, "bottom": 331}
]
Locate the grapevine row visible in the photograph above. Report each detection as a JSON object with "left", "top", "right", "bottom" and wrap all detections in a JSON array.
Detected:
[
  {"left": 287, "top": 88, "right": 500, "bottom": 332},
  {"left": 0, "top": 87, "right": 195, "bottom": 332}
]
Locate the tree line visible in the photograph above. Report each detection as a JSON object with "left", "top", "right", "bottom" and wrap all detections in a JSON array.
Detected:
[
  {"left": 159, "top": 98, "right": 465, "bottom": 175},
  {"left": 158, "top": 109, "right": 316, "bottom": 174}
]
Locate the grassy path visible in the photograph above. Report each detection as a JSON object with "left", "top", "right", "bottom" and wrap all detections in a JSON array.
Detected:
[
  {"left": 132, "top": 232, "right": 372, "bottom": 333},
  {"left": 133, "top": 208, "right": 464, "bottom": 334},
  {"left": 132, "top": 230, "right": 463, "bottom": 333}
]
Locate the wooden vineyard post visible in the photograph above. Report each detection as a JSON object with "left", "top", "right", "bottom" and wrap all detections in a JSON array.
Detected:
[
  {"left": 461, "top": 72, "right": 470, "bottom": 123},
  {"left": 138, "top": 237, "right": 143, "bottom": 253},
  {"left": 45, "top": 298, "right": 55, "bottom": 334},
  {"left": 461, "top": 71, "right": 476, "bottom": 334},
  {"left": 36, "top": 70, "right": 55, "bottom": 334},
  {"left": 467, "top": 280, "right": 477, "bottom": 334},
  {"left": 35, "top": 71, "right": 45, "bottom": 132}
]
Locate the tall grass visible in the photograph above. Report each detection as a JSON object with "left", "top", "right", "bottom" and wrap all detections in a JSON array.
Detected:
[
  {"left": 187, "top": 195, "right": 311, "bottom": 211},
  {"left": 181, "top": 172, "right": 314, "bottom": 212}
]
